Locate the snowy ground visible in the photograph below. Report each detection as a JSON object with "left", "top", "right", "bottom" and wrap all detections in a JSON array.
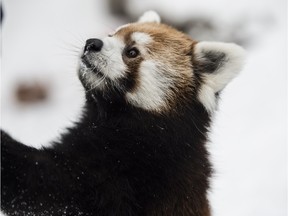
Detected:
[{"left": 1, "top": 0, "right": 286, "bottom": 215}]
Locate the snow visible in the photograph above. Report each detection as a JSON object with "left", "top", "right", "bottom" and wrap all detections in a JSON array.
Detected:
[{"left": 0, "top": 0, "right": 286, "bottom": 215}]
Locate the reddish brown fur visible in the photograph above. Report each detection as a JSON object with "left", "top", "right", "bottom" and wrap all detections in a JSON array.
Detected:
[
  {"left": 116, "top": 23, "right": 193, "bottom": 76},
  {"left": 115, "top": 23, "right": 200, "bottom": 114}
]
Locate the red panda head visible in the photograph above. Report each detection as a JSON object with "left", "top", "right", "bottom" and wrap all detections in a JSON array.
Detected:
[{"left": 79, "top": 11, "right": 245, "bottom": 114}]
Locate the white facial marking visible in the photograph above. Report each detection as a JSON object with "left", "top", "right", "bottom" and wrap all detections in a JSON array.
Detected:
[
  {"left": 79, "top": 36, "right": 128, "bottom": 90},
  {"left": 195, "top": 42, "right": 246, "bottom": 112},
  {"left": 101, "top": 36, "right": 127, "bottom": 80},
  {"left": 131, "top": 32, "right": 152, "bottom": 46},
  {"left": 79, "top": 61, "right": 106, "bottom": 90},
  {"left": 138, "top": 11, "right": 161, "bottom": 24},
  {"left": 126, "top": 60, "right": 172, "bottom": 112},
  {"left": 114, "top": 23, "right": 131, "bottom": 34}
]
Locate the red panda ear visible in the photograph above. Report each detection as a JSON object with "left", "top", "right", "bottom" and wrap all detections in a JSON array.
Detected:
[
  {"left": 138, "top": 11, "right": 161, "bottom": 24},
  {"left": 193, "top": 42, "right": 246, "bottom": 112}
]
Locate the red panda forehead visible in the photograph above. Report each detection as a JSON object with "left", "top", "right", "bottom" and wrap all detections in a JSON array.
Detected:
[{"left": 115, "top": 23, "right": 193, "bottom": 47}]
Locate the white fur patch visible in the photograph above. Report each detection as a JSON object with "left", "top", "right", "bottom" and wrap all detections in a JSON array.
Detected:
[
  {"left": 79, "top": 36, "right": 127, "bottom": 90},
  {"left": 131, "top": 32, "right": 152, "bottom": 45},
  {"left": 126, "top": 60, "right": 171, "bottom": 112},
  {"left": 114, "top": 23, "right": 131, "bottom": 34},
  {"left": 101, "top": 36, "right": 127, "bottom": 80},
  {"left": 138, "top": 11, "right": 161, "bottom": 24},
  {"left": 195, "top": 42, "right": 246, "bottom": 112},
  {"left": 79, "top": 61, "right": 106, "bottom": 91}
]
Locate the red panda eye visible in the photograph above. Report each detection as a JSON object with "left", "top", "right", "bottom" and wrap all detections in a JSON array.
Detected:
[{"left": 126, "top": 48, "right": 139, "bottom": 58}]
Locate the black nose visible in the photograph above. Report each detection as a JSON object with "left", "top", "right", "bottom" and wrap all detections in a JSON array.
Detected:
[{"left": 84, "top": 38, "right": 103, "bottom": 53}]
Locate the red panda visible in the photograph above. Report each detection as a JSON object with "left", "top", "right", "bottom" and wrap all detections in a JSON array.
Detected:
[{"left": 1, "top": 11, "right": 245, "bottom": 216}]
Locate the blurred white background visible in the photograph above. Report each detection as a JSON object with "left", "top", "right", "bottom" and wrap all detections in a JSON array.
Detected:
[{"left": 0, "top": 0, "right": 286, "bottom": 216}]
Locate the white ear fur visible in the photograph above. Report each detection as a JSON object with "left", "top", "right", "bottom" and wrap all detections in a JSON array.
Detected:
[
  {"left": 138, "top": 11, "right": 161, "bottom": 23},
  {"left": 194, "top": 42, "right": 246, "bottom": 112}
]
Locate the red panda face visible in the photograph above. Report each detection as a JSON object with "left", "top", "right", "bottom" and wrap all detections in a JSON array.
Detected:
[{"left": 79, "top": 11, "right": 245, "bottom": 114}]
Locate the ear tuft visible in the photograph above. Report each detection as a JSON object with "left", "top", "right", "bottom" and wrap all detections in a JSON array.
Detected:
[
  {"left": 138, "top": 11, "right": 161, "bottom": 24},
  {"left": 194, "top": 41, "right": 246, "bottom": 112}
]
